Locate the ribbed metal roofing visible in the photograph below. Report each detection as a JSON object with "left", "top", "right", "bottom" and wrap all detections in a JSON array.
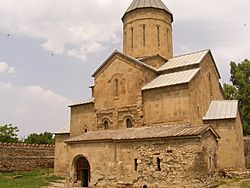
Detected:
[
  {"left": 142, "top": 68, "right": 200, "bottom": 90},
  {"left": 55, "top": 125, "right": 70, "bottom": 134},
  {"left": 69, "top": 98, "right": 94, "bottom": 107},
  {"left": 65, "top": 125, "right": 218, "bottom": 143},
  {"left": 159, "top": 49, "right": 209, "bottom": 72},
  {"left": 203, "top": 100, "right": 238, "bottom": 120},
  {"left": 125, "top": 0, "right": 172, "bottom": 15}
]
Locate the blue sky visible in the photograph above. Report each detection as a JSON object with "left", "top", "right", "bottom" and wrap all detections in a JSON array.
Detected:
[{"left": 0, "top": 0, "right": 249, "bottom": 137}]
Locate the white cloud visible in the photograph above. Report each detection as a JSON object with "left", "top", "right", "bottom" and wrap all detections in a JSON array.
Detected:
[
  {"left": 0, "top": 61, "right": 16, "bottom": 74},
  {"left": 0, "top": 82, "right": 72, "bottom": 136},
  {"left": 67, "top": 41, "right": 104, "bottom": 61},
  {"left": 0, "top": 82, "right": 13, "bottom": 91},
  {"left": 165, "top": 0, "right": 250, "bottom": 82},
  {"left": 0, "top": 0, "right": 128, "bottom": 61}
]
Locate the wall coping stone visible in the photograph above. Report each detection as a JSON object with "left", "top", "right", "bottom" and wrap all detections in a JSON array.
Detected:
[{"left": 0, "top": 142, "right": 55, "bottom": 148}]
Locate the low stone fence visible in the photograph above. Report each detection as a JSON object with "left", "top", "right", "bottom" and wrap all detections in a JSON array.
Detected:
[{"left": 0, "top": 142, "right": 54, "bottom": 172}]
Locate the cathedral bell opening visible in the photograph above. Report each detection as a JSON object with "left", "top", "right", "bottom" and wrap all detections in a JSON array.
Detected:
[{"left": 75, "top": 156, "right": 90, "bottom": 187}]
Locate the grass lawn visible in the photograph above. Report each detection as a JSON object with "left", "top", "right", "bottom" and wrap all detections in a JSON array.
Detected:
[
  {"left": 210, "top": 178, "right": 250, "bottom": 188},
  {"left": 0, "top": 168, "right": 64, "bottom": 188}
]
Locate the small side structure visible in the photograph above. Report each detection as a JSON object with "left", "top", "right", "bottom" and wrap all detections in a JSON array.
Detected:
[
  {"left": 64, "top": 125, "right": 219, "bottom": 188},
  {"left": 0, "top": 142, "right": 54, "bottom": 172},
  {"left": 54, "top": 125, "right": 70, "bottom": 176},
  {"left": 203, "top": 101, "right": 245, "bottom": 170}
]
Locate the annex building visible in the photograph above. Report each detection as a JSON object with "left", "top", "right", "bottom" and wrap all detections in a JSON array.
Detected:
[{"left": 54, "top": 0, "right": 245, "bottom": 187}]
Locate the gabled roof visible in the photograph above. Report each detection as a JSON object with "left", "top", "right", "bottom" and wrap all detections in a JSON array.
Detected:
[
  {"left": 65, "top": 125, "right": 219, "bottom": 143},
  {"left": 158, "top": 49, "right": 221, "bottom": 79},
  {"left": 123, "top": 0, "right": 173, "bottom": 21},
  {"left": 203, "top": 100, "right": 238, "bottom": 120},
  {"left": 142, "top": 68, "right": 200, "bottom": 90},
  {"left": 92, "top": 50, "right": 158, "bottom": 78},
  {"left": 159, "top": 49, "right": 209, "bottom": 72},
  {"left": 55, "top": 125, "right": 70, "bottom": 134}
]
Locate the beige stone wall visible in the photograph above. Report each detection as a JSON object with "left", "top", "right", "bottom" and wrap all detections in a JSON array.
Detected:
[
  {"left": 54, "top": 134, "right": 70, "bottom": 176},
  {"left": 142, "top": 53, "right": 225, "bottom": 127},
  {"left": 188, "top": 54, "right": 224, "bottom": 126},
  {"left": 244, "top": 137, "right": 250, "bottom": 168},
  {"left": 0, "top": 142, "right": 54, "bottom": 172},
  {"left": 93, "top": 54, "right": 157, "bottom": 130},
  {"left": 70, "top": 103, "right": 96, "bottom": 137},
  {"left": 65, "top": 133, "right": 218, "bottom": 188},
  {"left": 204, "top": 116, "right": 245, "bottom": 170},
  {"left": 140, "top": 55, "right": 167, "bottom": 69},
  {"left": 123, "top": 8, "right": 173, "bottom": 60},
  {"left": 142, "top": 84, "right": 191, "bottom": 126}
]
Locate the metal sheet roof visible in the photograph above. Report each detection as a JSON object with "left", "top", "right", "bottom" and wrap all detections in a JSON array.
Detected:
[
  {"left": 203, "top": 100, "right": 238, "bottom": 120},
  {"left": 69, "top": 98, "right": 94, "bottom": 107},
  {"left": 65, "top": 125, "right": 218, "bottom": 143},
  {"left": 55, "top": 125, "right": 70, "bottom": 134},
  {"left": 125, "top": 0, "right": 172, "bottom": 15},
  {"left": 142, "top": 68, "right": 200, "bottom": 90},
  {"left": 158, "top": 49, "right": 209, "bottom": 72}
]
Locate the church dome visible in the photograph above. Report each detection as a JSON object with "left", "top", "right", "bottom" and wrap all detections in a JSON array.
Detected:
[{"left": 123, "top": 0, "right": 173, "bottom": 21}]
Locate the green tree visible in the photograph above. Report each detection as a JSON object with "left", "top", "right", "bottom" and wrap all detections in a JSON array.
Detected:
[
  {"left": 223, "top": 83, "right": 238, "bottom": 100},
  {"left": 0, "top": 124, "right": 19, "bottom": 143},
  {"left": 223, "top": 59, "right": 250, "bottom": 135},
  {"left": 24, "top": 132, "right": 54, "bottom": 144}
]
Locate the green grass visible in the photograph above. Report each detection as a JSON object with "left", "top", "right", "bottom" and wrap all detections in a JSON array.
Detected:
[
  {"left": 0, "top": 168, "right": 64, "bottom": 188},
  {"left": 240, "top": 179, "right": 250, "bottom": 188},
  {"left": 209, "top": 178, "right": 250, "bottom": 188}
]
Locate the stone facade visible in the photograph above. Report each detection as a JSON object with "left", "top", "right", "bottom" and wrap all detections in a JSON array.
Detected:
[
  {"left": 204, "top": 114, "right": 245, "bottom": 170},
  {"left": 64, "top": 131, "right": 218, "bottom": 188},
  {"left": 54, "top": 0, "right": 246, "bottom": 187},
  {"left": 54, "top": 134, "right": 70, "bottom": 175},
  {"left": 122, "top": 8, "right": 173, "bottom": 60},
  {"left": 0, "top": 142, "right": 54, "bottom": 172},
  {"left": 244, "top": 137, "right": 250, "bottom": 168}
]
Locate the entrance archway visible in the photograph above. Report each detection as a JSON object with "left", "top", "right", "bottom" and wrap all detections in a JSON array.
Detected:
[{"left": 75, "top": 156, "right": 90, "bottom": 187}]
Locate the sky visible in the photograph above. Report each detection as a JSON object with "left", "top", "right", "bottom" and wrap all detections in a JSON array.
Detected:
[{"left": 0, "top": 0, "right": 249, "bottom": 137}]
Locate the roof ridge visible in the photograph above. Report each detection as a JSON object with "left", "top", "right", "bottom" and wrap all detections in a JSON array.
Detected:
[
  {"left": 172, "top": 49, "right": 210, "bottom": 59},
  {"left": 117, "top": 50, "right": 158, "bottom": 71},
  {"left": 92, "top": 50, "right": 158, "bottom": 77}
]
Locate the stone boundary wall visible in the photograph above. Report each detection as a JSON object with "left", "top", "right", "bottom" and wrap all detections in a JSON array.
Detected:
[
  {"left": 244, "top": 137, "right": 250, "bottom": 169},
  {"left": 0, "top": 142, "right": 54, "bottom": 172}
]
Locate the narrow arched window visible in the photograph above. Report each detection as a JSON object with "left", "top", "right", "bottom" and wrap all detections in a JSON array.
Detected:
[
  {"left": 131, "top": 28, "right": 134, "bottom": 49},
  {"left": 157, "top": 26, "right": 160, "bottom": 46},
  {"left": 166, "top": 28, "right": 169, "bottom": 49},
  {"left": 126, "top": 118, "right": 133, "bottom": 128},
  {"left": 208, "top": 73, "right": 213, "bottom": 98},
  {"left": 115, "top": 79, "right": 119, "bottom": 97},
  {"left": 103, "top": 120, "right": 109, "bottom": 130},
  {"left": 143, "top": 26, "right": 146, "bottom": 46},
  {"left": 157, "top": 157, "right": 161, "bottom": 171},
  {"left": 134, "top": 158, "right": 138, "bottom": 171}
]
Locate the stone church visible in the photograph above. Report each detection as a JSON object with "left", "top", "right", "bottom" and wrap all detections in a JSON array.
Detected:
[{"left": 54, "top": 0, "right": 245, "bottom": 187}]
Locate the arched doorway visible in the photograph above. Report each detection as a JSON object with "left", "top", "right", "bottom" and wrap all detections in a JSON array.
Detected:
[{"left": 75, "top": 156, "right": 90, "bottom": 187}]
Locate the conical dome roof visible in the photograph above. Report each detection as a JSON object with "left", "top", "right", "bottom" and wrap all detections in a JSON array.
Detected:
[{"left": 123, "top": 0, "right": 173, "bottom": 21}]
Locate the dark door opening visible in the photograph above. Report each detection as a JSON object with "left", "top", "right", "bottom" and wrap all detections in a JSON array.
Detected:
[{"left": 76, "top": 157, "right": 90, "bottom": 187}]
